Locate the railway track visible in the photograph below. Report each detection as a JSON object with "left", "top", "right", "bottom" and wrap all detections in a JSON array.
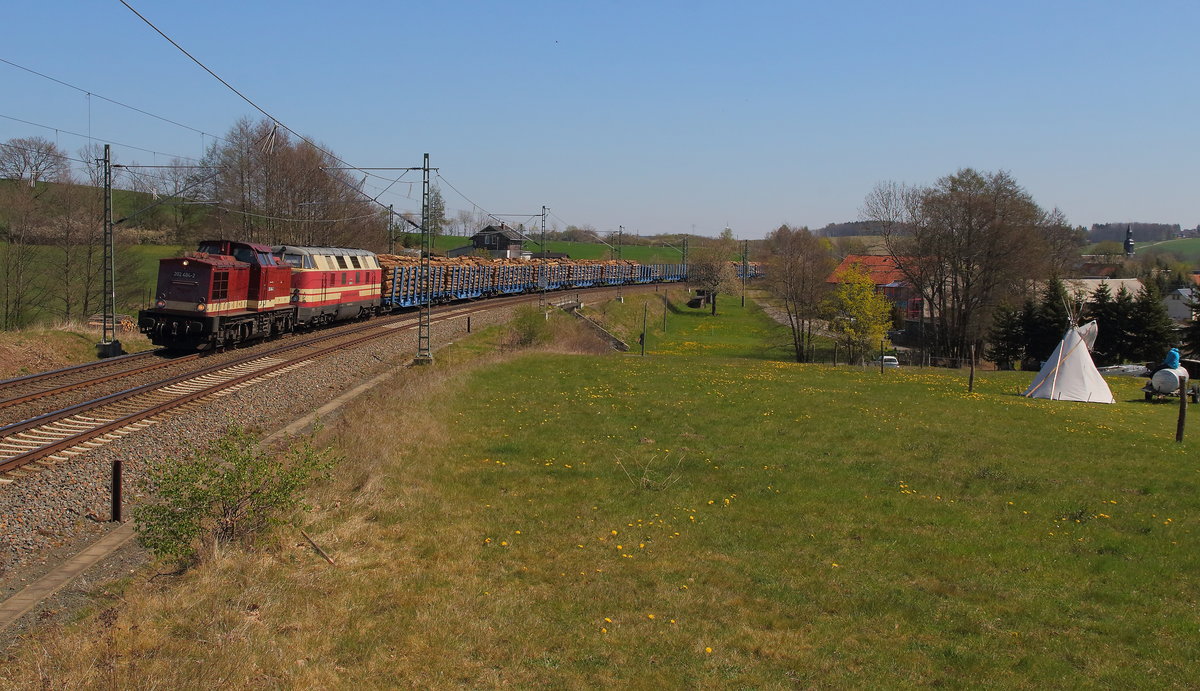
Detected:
[
  {"left": 0, "top": 288, "right": 576, "bottom": 483},
  {"left": 0, "top": 349, "right": 196, "bottom": 414}
]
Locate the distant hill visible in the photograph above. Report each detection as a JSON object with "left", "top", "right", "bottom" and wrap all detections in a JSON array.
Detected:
[{"left": 814, "top": 221, "right": 888, "bottom": 238}]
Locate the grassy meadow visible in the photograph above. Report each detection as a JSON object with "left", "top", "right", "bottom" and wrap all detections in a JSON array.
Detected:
[{"left": 3, "top": 292, "right": 1199, "bottom": 687}]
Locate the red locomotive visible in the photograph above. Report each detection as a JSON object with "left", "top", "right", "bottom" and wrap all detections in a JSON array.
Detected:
[{"left": 138, "top": 240, "right": 382, "bottom": 350}]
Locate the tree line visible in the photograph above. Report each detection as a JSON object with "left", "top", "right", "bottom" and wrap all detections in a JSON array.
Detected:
[
  {"left": 987, "top": 279, "right": 1175, "bottom": 370},
  {"left": 0, "top": 118, "right": 431, "bottom": 329},
  {"left": 759, "top": 168, "right": 1187, "bottom": 369}
]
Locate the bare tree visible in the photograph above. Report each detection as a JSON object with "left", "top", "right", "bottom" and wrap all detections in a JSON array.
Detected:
[
  {"left": 0, "top": 136, "right": 69, "bottom": 185},
  {"left": 863, "top": 169, "right": 1057, "bottom": 359},
  {"left": 197, "top": 118, "right": 384, "bottom": 248},
  {"left": 0, "top": 183, "right": 48, "bottom": 328},
  {"left": 688, "top": 228, "right": 740, "bottom": 315},
  {"left": 763, "top": 225, "right": 835, "bottom": 362}
]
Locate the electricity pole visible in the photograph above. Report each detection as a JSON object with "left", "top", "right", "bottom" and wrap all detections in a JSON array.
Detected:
[
  {"left": 97, "top": 145, "right": 122, "bottom": 358},
  {"left": 539, "top": 205, "right": 549, "bottom": 310},
  {"left": 741, "top": 239, "right": 749, "bottom": 307},
  {"left": 682, "top": 235, "right": 689, "bottom": 283},
  {"left": 387, "top": 204, "right": 395, "bottom": 254},
  {"left": 415, "top": 153, "right": 433, "bottom": 364},
  {"left": 617, "top": 225, "right": 623, "bottom": 260}
]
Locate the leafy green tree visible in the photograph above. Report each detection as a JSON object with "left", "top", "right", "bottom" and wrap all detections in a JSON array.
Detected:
[
  {"left": 1026, "top": 279, "right": 1070, "bottom": 362},
  {"left": 1180, "top": 295, "right": 1200, "bottom": 358},
  {"left": 135, "top": 426, "right": 334, "bottom": 566},
  {"left": 1128, "top": 284, "right": 1175, "bottom": 363},
  {"left": 986, "top": 304, "right": 1024, "bottom": 370},
  {"left": 828, "top": 264, "right": 893, "bottom": 363},
  {"left": 1087, "top": 282, "right": 1119, "bottom": 365}
]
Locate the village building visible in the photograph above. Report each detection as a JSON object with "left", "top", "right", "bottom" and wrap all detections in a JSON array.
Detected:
[
  {"left": 826, "top": 254, "right": 923, "bottom": 321},
  {"left": 447, "top": 225, "right": 529, "bottom": 259}
]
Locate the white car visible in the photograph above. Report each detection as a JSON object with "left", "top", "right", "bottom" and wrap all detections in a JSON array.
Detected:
[{"left": 872, "top": 356, "right": 900, "bottom": 368}]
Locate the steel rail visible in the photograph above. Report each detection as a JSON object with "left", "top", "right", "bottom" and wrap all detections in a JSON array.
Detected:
[
  {"left": 0, "top": 353, "right": 201, "bottom": 412},
  {"left": 0, "top": 349, "right": 165, "bottom": 390}
]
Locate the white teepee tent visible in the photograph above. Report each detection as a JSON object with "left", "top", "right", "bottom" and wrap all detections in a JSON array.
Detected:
[{"left": 1023, "top": 320, "right": 1115, "bottom": 403}]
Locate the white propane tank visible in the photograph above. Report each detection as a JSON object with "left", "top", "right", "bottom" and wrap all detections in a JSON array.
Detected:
[{"left": 1151, "top": 367, "right": 1190, "bottom": 394}]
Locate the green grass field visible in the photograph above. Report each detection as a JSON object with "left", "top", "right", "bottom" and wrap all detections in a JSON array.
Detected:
[
  {"left": 1138, "top": 237, "right": 1200, "bottom": 262},
  {"left": 5, "top": 292, "right": 1198, "bottom": 687}
]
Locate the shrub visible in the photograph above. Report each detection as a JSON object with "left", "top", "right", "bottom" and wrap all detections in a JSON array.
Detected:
[
  {"left": 134, "top": 426, "right": 334, "bottom": 566},
  {"left": 509, "top": 305, "right": 552, "bottom": 347}
]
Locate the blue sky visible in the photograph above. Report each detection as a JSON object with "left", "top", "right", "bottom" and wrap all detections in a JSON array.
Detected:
[{"left": 2, "top": 1, "right": 1197, "bottom": 239}]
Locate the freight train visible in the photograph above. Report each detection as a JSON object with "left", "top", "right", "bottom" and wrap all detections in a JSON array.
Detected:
[{"left": 138, "top": 239, "right": 761, "bottom": 351}]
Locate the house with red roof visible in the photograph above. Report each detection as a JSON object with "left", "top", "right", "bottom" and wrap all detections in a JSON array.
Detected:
[{"left": 827, "top": 254, "right": 923, "bottom": 320}]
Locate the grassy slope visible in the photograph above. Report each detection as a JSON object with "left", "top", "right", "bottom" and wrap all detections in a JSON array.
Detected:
[
  {"left": 4, "top": 295, "right": 1198, "bottom": 687},
  {"left": 1139, "top": 237, "right": 1200, "bottom": 262},
  {"left": 0, "top": 325, "right": 154, "bottom": 379}
]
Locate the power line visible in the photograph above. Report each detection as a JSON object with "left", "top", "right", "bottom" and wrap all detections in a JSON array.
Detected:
[
  {"left": 119, "top": 1, "right": 416, "bottom": 191},
  {"left": 212, "top": 205, "right": 384, "bottom": 224},
  {"left": 0, "top": 112, "right": 203, "bottom": 163},
  {"left": 0, "top": 56, "right": 230, "bottom": 145}
]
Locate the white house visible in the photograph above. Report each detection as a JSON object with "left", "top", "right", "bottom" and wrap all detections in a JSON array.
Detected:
[{"left": 1163, "top": 288, "right": 1195, "bottom": 321}]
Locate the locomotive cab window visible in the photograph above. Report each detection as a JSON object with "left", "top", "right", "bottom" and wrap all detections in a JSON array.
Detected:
[
  {"left": 213, "top": 272, "right": 229, "bottom": 301},
  {"left": 280, "top": 253, "right": 304, "bottom": 268}
]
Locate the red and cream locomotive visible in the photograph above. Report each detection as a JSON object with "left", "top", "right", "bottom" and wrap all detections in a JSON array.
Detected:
[{"left": 138, "top": 240, "right": 382, "bottom": 350}]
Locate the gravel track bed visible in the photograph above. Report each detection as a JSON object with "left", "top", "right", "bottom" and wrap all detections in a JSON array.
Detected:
[{"left": 0, "top": 301, "right": 518, "bottom": 589}]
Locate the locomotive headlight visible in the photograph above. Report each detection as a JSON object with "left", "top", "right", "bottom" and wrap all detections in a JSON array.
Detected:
[
  {"left": 155, "top": 299, "right": 165, "bottom": 308},
  {"left": 196, "top": 303, "right": 207, "bottom": 312},
  {"left": 181, "top": 260, "right": 189, "bottom": 266}
]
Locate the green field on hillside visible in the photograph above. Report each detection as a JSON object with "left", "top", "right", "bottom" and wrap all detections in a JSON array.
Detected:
[
  {"left": 6, "top": 293, "right": 1198, "bottom": 686},
  {"left": 1138, "top": 237, "right": 1200, "bottom": 262}
]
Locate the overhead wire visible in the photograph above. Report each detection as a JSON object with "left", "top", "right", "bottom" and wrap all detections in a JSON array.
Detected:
[
  {"left": 0, "top": 112, "right": 204, "bottom": 163},
  {"left": 0, "top": 56, "right": 230, "bottom": 145},
  {"left": 118, "top": 0, "right": 428, "bottom": 191},
  {"left": 212, "top": 206, "right": 385, "bottom": 224}
]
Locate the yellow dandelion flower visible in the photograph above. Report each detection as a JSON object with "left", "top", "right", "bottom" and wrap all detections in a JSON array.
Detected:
[
  {"left": 647, "top": 614, "right": 655, "bottom": 619},
  {"left": 705, "top": 647, "right": 713, "bottom": 654}
]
